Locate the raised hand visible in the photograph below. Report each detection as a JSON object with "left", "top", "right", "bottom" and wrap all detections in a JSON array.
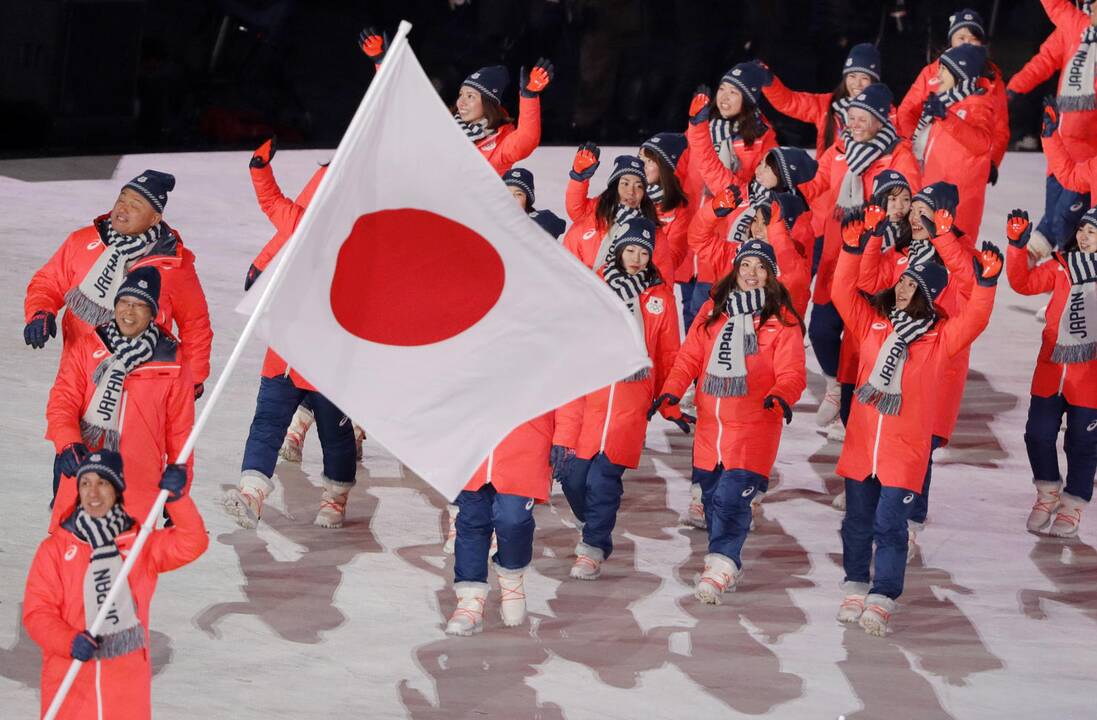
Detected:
[
  {"left": 1006, "top": 209, "right": 1032, "bottom": 248},
  {"left": 973, "top": 241, "right": 1004, "bottom": 287},
  {"left": 569, "top": 142, "right": 601, "bottom": 181},
  {"left": 359, "top": 27, "right": 389, "bottom": 64},
  {"left": 841, "top": 213, "right": 867, "bottom": 254},
  {"left": 689, "top": 84, "right": 712, "bottom": 125},
  {"left": 249, "top": 137, "right": 276, "bottom": 169},
  {"left": 712, "top": 184, "right": 743, "bottom": 218},
  {"left": 521, "top": 58, "right": 555, "bottom": 97},
  {"left": 863, "top": 204, "right": 888, "bottom": 236}
]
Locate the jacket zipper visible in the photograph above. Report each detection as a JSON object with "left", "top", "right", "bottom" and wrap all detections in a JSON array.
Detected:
[
  {"left": 714, "top": 397, "right": 724, "bottom": 466},
  {"left": 599, "top": 382, "right": 617, "bottom": 454},
  {"left": 486, "top": 450, "right": 494, "bottom": 485},
  {"left": 1058, "top": 363, "right": 1067, "bottom": 396},
  {"left": 871, "top": 414, "right": 884, "bottom": 478},
  {"left": 96, "top": 659, "right": 103, "bottom": 719}
]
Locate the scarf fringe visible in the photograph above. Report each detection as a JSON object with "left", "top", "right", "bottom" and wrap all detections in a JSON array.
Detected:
[
  {"left": 702, "top": 373, "right": 748, "bottom": 397},
  {"left": 80, "top": 420, "right": 121, "bottom": 451},
  {"left": 96, "top": 624, "right": 147, "bottom": 660},
  {"left": 64, "top": 287, "right": 116, "bottom": 327},
  {"left": 623, "top": 367, "right": 651, "bottom": 383},
  {"left": 744, "top": 332, "right": 758, "bottom": 355},
  {"left": 855, "top": 382, "right": 903, "bottom": 416},
  {"left": 1058, "top": 95, "right": 1097, "bottom": 112},
  {"left": 1051, "top": 340, "right": 1097, "bottom": 364}
]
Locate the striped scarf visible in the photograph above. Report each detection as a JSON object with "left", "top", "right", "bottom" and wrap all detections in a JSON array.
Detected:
[
  {"left": 880, "top": 220, "right": 912, "bottom": 253},
  {"left": 646, "top": 183, "right": 664, "bottom": 205},
  {"left": 455, "top": 114, "right": 496, "bottom": 143},
  {"left": 1059, "top": 26, "right": 1097, "bottom": 112},
  {"left": 595, "top": 204, "right": 643, "bottom": 268},
  {"left": 73, "top": 505, "right": 145, "bottom": 660},
  {"left": 855, "top": 309, "right": 935, "bottom": 415},
  {"left": 702, "top": 288, "right": 765, "bottom": 397},
  {"left": 64, "top": 220, "right": 159, "bottom": 326},
  {"left": 912, "top": 79, "right": 979, "bottom": 164},
  {"left": 905, "top": 238, "right": 938, "bottom": 267},
  {"left": 603, "top": 264, "right": 658, "bottom": 382},
  {"left": 830, "top": 96, "right": 854, "bottom": 128},
  {"left": 1052, "top": 251, "right": 1097, "bottom": 363},
  {"left": 709, "top": 117, "right": 742, "bottom": 174},
  {"left": 80, "top": 322, "right": 160, "bottom": 450},
  {"left": 836, "top": 124, "right": 898, "bottom": 220},
  {"left": 748, "top": 179, "right": 771, "bottom": 208}
]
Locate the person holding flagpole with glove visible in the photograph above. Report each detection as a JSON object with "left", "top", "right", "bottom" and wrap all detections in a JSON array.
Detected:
[
  {"left": 1006, "top": 206, "right": 1097, "bottom": 538},
  {"left": 553, "top": 217, "right": 686, "bottom": 580},
  {"left": 831, "top": 210, "right": 1000, "bottom": 636},
  {"left": 45, "top": 267, "right": 196, "bottom": 530},
  {"left": 359, "top": 26, "right": 553, "bottom": 175},
  {"left": 23, "top": 448, "right": 207, "bottom": 720},
  {"left": 652, "top": 239, "right": 806, "bottom": 600}
]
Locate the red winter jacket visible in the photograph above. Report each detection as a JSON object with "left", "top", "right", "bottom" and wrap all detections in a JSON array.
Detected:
[
  {"left": 856, "top": 230, "right": 979, "bottom": 442},
  {"left": 813, "top": 138, "right": 922, "bottom": 305},
  {"left": 249, "top": 163, "right": 328, "bottom": 390},
  {"left": 661, "top": 300, "right": 805, "bottom": 475},
  {"left": 832, "top": 248, "right": 996, "bottom": 491},
  {"left": 685, "top": 118, "right": 778, "bottom": 201},
  {"left": 1042, "top": 129, "right": 1097, "bottom": 194},
  {"left": 552, "top": 282, "right": 681, "bottom": 468},
  {"left": 46, "top": 326, "right": 195, "bottom": 531},
  {"left": 23, "top": 495, "right": 207, "bottom": 720},
  {"left": 685, "top": 200, "right": 811, "bottom": 318},
  {"left": 464, "top": 412, "right": 555, "bottom": 501},
  {"left": 898, "top": 61, "right": 1010, "bottom": 170},
  {"left": 1007, "top": 246, "right": 1097, "bottom": 408},
  {"left": 909, "top": 86, "right": 997, "bottom": 238},
  {"left": 475, "top": 95, "right": 542, "bottom": 174},
  {"left": 560, "top": 178, "right": 680, "bottom": 281},
  {"left": 25, "top": 217, "right": 213, "bottom": 384}
]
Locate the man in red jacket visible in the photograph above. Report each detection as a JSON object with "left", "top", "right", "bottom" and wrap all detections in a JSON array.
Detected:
[{"left": 23, "top": 170, "right": 213, "bottom": 396}]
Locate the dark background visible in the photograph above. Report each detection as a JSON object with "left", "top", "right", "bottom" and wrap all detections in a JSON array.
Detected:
[{"left": 0, "top": 0, "right": 1065, "bottom": 158}]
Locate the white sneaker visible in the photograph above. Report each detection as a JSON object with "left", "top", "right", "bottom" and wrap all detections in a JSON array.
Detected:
[
  {"left": 445, "top": 583, "right": 488, "bottom": 636},
  {"left": 1028, "top": 481, "right": 1063, "bottom": 532},
  {"left": 443, "top": 504, "right": 458, "bottom": 554},
  {"left": 353, "top": 424, "right": 366, "bottom": 461},
  {"left": 825, "top": 419, "right": 846, "bottom": 443},
  {"left": 750, "top": 490, "right": 765, "bottom": 531},
  {"left": 682, "top": 483, "right": 707, "bottom": 529},
  {"left": 222, "top": 471, "right": 274, "bottom": 529},
  {"left": 816, "top": 377, "right": 841, "bottom": 426},
  {"left": 694, "top": 553, "right": 740, "bottom": 604},
  {"left": 570, "top": 543, "right": 604, "bottom": 580},
  {"left": 495, "top": 564, "right": 528, "bottom": 627},
  {"left": 859, "top": 593, "right": 897, "bottom": 636},
  {"left": 906, "top": 526, "right": 919, "bottom": 562},
  {"left": 832, "top": 490, "right": 846, "bottom": 511},
  {"left": 279, "top": 405, "right": 315, "bottom": 462},
  {"left": 836, "top": 581, "right": 870, "bottom": 623},
  {"left": 1048, "top": 492, "right": 1085, "bottom": 538},
  {"left": 314, "top": 477, "right": 352, "bottom": 528}
]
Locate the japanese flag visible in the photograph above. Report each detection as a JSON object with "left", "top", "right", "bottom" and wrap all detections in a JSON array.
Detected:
[{"left": 240, "top": 24, "right": 649, "bottom": 500}]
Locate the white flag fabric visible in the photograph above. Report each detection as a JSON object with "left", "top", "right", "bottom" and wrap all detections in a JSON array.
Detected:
[{"left": 242, "top": 31, "right": 650, "bottom": 499}]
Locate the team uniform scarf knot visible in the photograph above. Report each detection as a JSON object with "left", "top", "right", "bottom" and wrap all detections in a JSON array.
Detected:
[
  {"left": 748, "top": 179, "right": 772, "bottom": 208},
  {"left": 595, "top": 204, "right": 643, "bottom": 267},
  {"left": 64, "top": 220, "right": 160, "bottom": 327},
  {"left": 80, "top": 322, "right": 160, "bottom": 450},
  {"left": 709, "top": 117, "right": 742, "bottom": 173},
  {"left": 880, "top": 220, "right": 913, "bottom": 253},
  {"left": 904, "top": 238, "right": 938, "bottom": 267},
  {"left": 855, "top": 309, "right": 935, "bottom": 415},
  {"left": 835, "top": 123, "right": 899, "bottom": 221},
  {"left": 73, "top": 505, "right": 145, "bottom": 660},
  {"left": 603, "top": 264, "right": 659, "bottom": 382},
  {"left": 1051, "top": 251, "right": 1097, "bottom": 363},
  {"left": 702, "top": 288, "right": 766, "bottom": 397},
  {"left": 646, "top": 183, "right": 664, "bottom": 206},
  {"left": 456, "top": 114, "right": 496, "bottom": 143},
  {"left": 912, "top": 79, "right": 979, "bottom": 165},
  {"left": 830, "top": 96, "right": 854, "bottom": 129},
  {"left": 1059, "top": 26, "right": 1097, "bottom": 113}
]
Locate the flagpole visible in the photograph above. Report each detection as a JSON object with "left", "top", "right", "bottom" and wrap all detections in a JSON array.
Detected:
[{"left": 42, "top": 21, "right": 415, "bottom": 720}]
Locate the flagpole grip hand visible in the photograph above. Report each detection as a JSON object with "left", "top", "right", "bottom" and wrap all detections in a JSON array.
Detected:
[
  {"left": 159, "top": 464, "right": 188, "bottom": 502},
  {"left": 71, "top": 631, "right": 98, "bottom": 662}
]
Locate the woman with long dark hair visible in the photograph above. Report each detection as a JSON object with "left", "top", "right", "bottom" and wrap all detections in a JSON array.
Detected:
[
  {"left": 652, "top": 240, "right": 806, "bottom": 599},
  {"left": 831, "top": 212, "right": 1001, "bottom": 636},
  {"left": 1006, "top": 206, "right": 1097, "bottom": 538}
]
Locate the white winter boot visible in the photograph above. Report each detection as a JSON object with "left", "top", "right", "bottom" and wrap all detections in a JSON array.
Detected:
[
  {"left": 682, "top": 483, "right": 707, "bottom": 529},
  {"left": 837, "top": 581, "right": 870, "bottom": 623},
  {"left": 1027, "top": 481, "right": 1063, "bottom": 533},
  {"left": 907, "top": 520, "right": 923, "bottom": 562},
  {"left": 825, "top": 418, "right": 846, "bottom": 443},
  {"left": 494, "top": 564, "right": 528, "bottom": 627},
  {"left": 279, "top": 404, "right": 315, "bottom": 462},
  {"left": 314, "top": 476, "right": 353, "bottom": 528},
  {"left": 694, "top": 553, "right": 740, "bottom": 604},
  {"left": 816, "top": 377, "right": 841, "bottom": 426},
  {"left": 859, "top": 593, "right": 897, "bottom": 636},
  {"left": 832, "top": 490, "right": 847, "bottom": 511},
  {"left": 1048, "top": 492, "right": 1085, "bottom": 538},
  {"left": 750, "top": 489, "right": 765, "bottom": 530},
  {"left": 443, "top": 504, "right": 458, "bottom": 554},
  {"left": 445, "top": 583, "right": 488, "bottom": 636},
  {"left": 353, "top": 424, "right": 366, "bottom": 461},
  {"left": 570, "top": 542, "right": 604, "bottom": 580},
  {"left": 222, "top": 471, "right": 274, "bottom": 529}
]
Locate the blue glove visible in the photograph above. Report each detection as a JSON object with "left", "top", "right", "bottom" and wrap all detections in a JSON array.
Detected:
[
  {"left": 159, "top": 464, "right": 188, "bottom": 502},
  {"left": 569, "top": 142, "right": 601, "bottom": 182},
  {"left": 923, "top": 94, "right": 948, "bottom": 120},
  {"left": 57, "top": 443, "right": 89, "bottom": 478},
  {"left": 670, "top": 412, "right": 696, "bottom": 434},
  {"left": 647, "top": 393, "right": 680, "bottom": 421},
  {"left": 24, "top": 310, "right": 56, "bottom": 349},
  {"left": 1041, "top": 96, "right": 1060, "bottom": 139},
  {"left": 973, "top": 242, "right": 1004, "bottom": 288},
  {"left": 688, "top": 85, "right": 712, "bottom": 126},
  {"left": 549, "top": 445, "right": 574, "bottom": 481},
  {"left": 71, "top": 631, "right": 98, "bottom": 661}
]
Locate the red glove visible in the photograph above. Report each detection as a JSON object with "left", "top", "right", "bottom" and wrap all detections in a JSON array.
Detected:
[
  {"left": 932, "top": 208, "right": 954, "bottom": 237},
  {"left": 712, "top": 184, "right": 743, "bottom": 218},
  {"left": 863, "top": 204, "right": 888, "bottom": 236},
  {"left": 570, "top": 142, "right": 601, "bottom": 181},
  {"left": 521, "top": 58, "right": 555, "bottom": 97},
  {"left": 841, "top": 216, "right": 866, "bottom": 252},
  {"left": 689, "top": 85, "right": 712, "bottom": 125},
  {"left": 1006, "top": 209, "right": 1032, "bottom": 248},
  {"left": 359, "top": 27, "right": 388, "bottom": 64},
  {"left": 249, "top": 137, "right": 276, "bottom": 169},
  {"left": 974, "top": 242, "right": 1004, "bottom": 287}
]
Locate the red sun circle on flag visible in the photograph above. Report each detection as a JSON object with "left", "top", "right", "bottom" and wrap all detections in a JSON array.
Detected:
[{"left": 330, "top": 208, "right": 506, "bottom": 346}]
